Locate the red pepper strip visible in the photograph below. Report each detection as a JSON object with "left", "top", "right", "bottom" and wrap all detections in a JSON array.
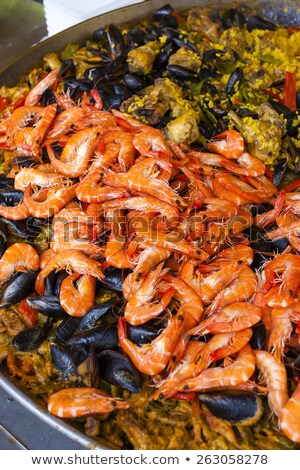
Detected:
[
  {"left": 263, "top": 88, "right": 283, "bottom": 103},
  {"left": 173, "top": 392, "right": 196, "bottom": 401},
  {"left": 0, "top": 97, "right": 10, "bottom": 112},
  {"left": 282, "top": 177, "right": 300, "bottom": 192},
  {"left": 283, "top": 71, "right": 297, "bottom": 111},
  {"left": 18, "top": 299, "right": 39, "bottom": 327},
  {"left": 288, "top": 26, "right": 300, "bottom": 34}
]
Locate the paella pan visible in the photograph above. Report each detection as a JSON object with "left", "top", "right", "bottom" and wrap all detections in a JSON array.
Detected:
[{"left": 0, "top": 0, "right": 300, "bottom": 450}]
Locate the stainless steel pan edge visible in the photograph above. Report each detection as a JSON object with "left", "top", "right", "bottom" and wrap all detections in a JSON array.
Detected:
[{"left": 0, "top": 0, "right": 299, "bottom": 450}]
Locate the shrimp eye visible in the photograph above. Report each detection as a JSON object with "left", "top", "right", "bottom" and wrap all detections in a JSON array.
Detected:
[
  {"left": 176, "top": 200, "right": 180, "bottom": 205},
  {"left": 172, "top": 355, "right": 177, "bottom": 362},
  {"left": 289, "top": 289, "right": 293, "bottom": 296},
  {"left": 237, "top": 260, "right": 243, "bottom": 265},
  {"left": 183, "top": 385, "right": 189, "bottom": 390}
]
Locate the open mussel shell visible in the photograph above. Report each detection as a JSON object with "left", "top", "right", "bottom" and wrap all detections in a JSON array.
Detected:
[
  {"left": 198, "top": 391, "right": 263, "bottom": 425},
  {"left": 0, "top": 175, "right": 14, "bottom": 189},
  {"left": 250, "top": 323, "right": 267, "bottom": 350},
  {"left": 50, "top": 343, "right": 77, "bottom": 379},
  {"left": 12, "top": 324, "right": 49, "bottom": 352},
  {"left": 66, "top": 324, "right": 118, "bottom": 351},
  {"left": 99, "top": 266, "right": 128, "bottom": 292},
  {"left": 77, "top": 298, "right": 117, "bottom": 331},
  {"left": 127, "top": 324, "right": 159, "bottom": 344},
  {"left": 55, "top": 316, "right": 81, "bottom": 343},
  {"left": 98, "top": 350, "right": 142, "bottom": 393},
  {"left": 0, "top": 189, "right": 24, "bottom": 206},
  {"left": 246, "top": 15, "right": 277, "bottom": 32},
  {"left": 26, "top": 295, "right": 67, "bottom": 320},
  {"left": 0, "top": 272, "right": 37, "bottom": 308},
  {"left": 76, "top": 347, "right": 100, "bottom": 387}
]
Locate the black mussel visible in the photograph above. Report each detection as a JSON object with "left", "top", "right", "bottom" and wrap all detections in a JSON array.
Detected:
[
  {"left": 55, "top": 316, "right": 81, "bottom": 343},
  {"left": 247, "top": 15, "right": 277, "bottom": 32},
  {"left": 273, "top": 158, "right": 288, "bottom": 187},
  {"left": 67, "top": 325, "right": 118, "bottom": 351},
  {"left": 199, "top": 121, "right": 215, "bottom": 139},
  {"left": 153, "top": 4, "right": 178, "bottom": 28},
  {"left": 0, "top": 189, "right": 23, "bottom": 206},
  {"left": 123, "top": 73, "right": 145, "bottom": 92},
  {"left": 54, "top": 270, "right": 69, "bottom": 297},
  {"left": 0, "top": 221, "right": 6, "bottom": 258},
  {"left": 199, "top": 391, "right": 263, "bottom": 425},
  {"left": 103, "top": 94, "right": 124, "bottom": 110},
  {"left": 0, "top": 218, "right": 33, "bottom": 240},
  {"left": 59, "top": 59, "right": 76, "bottom": 78},
  {"left": 100, "top": 266, "right": 128, "bottom": 292},
  {"left": 77, "top": 347, "right": 100, "bottom": 387},
  {"left": 202, "top": 49, "right": 226, "bottom": 64},
  {"left": 127, "top": 324, "right": 159, "bottom": 344},
  {"left": 113, "top": 83, "right": 132, "bottom": 101},
  {"left": 77, "top": 299, "right": 117, "bottom": 331},
  {"left": 250, "top": 323, "right": 267, "bottom": 350},
  {"left": 44, "top": 271, "right": 57, "bottom": 297},
  {"left": 85, "top": 65, "right": 107, "bottom": 81},
  {"left": 250, "top": 203, "right": 273, "bottom": 217},
  {"left": 220, "top": 8, "right": 246, "bottom": 29},
  {"left": 166, "top": 65, "right": 198, "bottom": 79},
  {"left": 12, "top": 324, "right": 49, "bottom": 352},
  {"left": 0, "top": 272, "right": 36, "bottom": 308},
  {"left": 286, "top": 110, "right": 300, "bottom": 136},
  {"left": 93, "top": 27, "right": 105, "bottom": 42},
  {"left": 172, "top": 37, "right": 199, "bottom": 53},
  {"left": 106, "top": 24, "right": 126, "bottom": 57},
  {"left": 71, "top": 344, "right": 90, "bottom": 366},
  {"left": 26, "top": 296, "right": 67, "bottom": 320},
  {"left": 64, "top": 79, "right": 92, "bottom": 92},
  {"left": 227, "top": 67, "right": 243, "bottom": 96},
  {"left": 105, "top": 53, "right": 128, "bottom": 81},
  {"left": 272, "top": 237, "right": 289, "bottom": 253},
  {"left": 10, "top": 156, "right": 36, "bottom": 168},
  {"left": 268, "top": 98, "right": 291, "bottom": 117},
  {"left": 127, "top": 28, "right": 147, "bottom": 47},
  {"left": 51, "top": 343, "right": 77, "bottom": 379},
  {"left": 0, "top": 175, "right": 14, "bottom": 189},
  {"left": 297, "top": 92, "right": 300, "bottom": 109},
  {"left": 41, "top": 89, "right": 56, "bottom": 106},
  {"left": 153, "top": 42, "right": 173, "bottom": 69},
  {"left": 98, "top": 350, "right": 142, "bottom": 393}
]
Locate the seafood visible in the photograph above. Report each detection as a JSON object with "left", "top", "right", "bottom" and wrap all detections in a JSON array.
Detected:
[
  {"left": 1, "top": 3, "right": 300, "bottom": 449},
  {"left": 48, "top": 387, "right": 129, "bottom": 418}
]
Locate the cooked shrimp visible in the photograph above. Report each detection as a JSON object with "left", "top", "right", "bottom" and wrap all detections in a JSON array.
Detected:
[
  {"left": 191, "top": 151, "right": 265, "bottom": 177},
  {"left": 5, "top": 106, "right": 43, "bottom": 145},
  {"left": 51, "top": 222, "right": 104, "bottom": 258},
  {"left": 254, "top": 350, "right": 289, "bottom": 417},
  {"left": 39, "top": 248, "right": 55, "bottom": 269},
  {"left": 188, "top": 302, "right": 262, "bottom": 336},
  {"left": 214, "top": 173, "right": 264, "bottom": 204},
  {"left": 46, "top": 107, "right": 86, "bottom": 139},
  {"left": 133, "top": 128, "right": 173, "bottom": 158},
  {"left": 136, "top": 231, "right": 209, "bottom": 261},
  {"left": 198, "top": 258, "right": 250, "bottom": 304},
  {"left": 14, "top": 167, "right": 69, "bottom": 191},
  {"left": 25, "top": 69, "right": 59, "bottom": 107},
  {"left": 122, "top": 246, "right": 171, "bottom": 300},
  {"left": 76, "top": 173, "right": 131, "bottom": 203},
  {"left": 205, "top": 267, "right": 258, "bottom": 315},
  {"left": 280, "top": 383, "right": 300, "bottom": 443},
  {"left": 118, "top": 315, "right": 184, "bottom": 375},
  {"left": 0, "top": 243, "right": 39, "bottom": 284},
  {"left": 258, "top": 254, "right": 300, "bottom": 307},
  {"left": 200, "top": 198, "right": 238, "bottom": 219},
  {"left": 48, "top": 387, "right": 129, "bottom": 418},
  {"left": 104, "top": 171, "right": 186, "bottom": 209},
  {"left": 124, "top": 263, "right": 173, "bottom": 325},
  {"left": 152, "top": 340, "right": 205, "bottom": 400},
  {"left": 268, "top": 305, "right": 300, "bottom": 361},
  {"left": 23, "top": 184, "right": 77, "bottom": 218},
  {"left": 47, "top": 127, "right": 101, "bottom": 177},
  {"left": 177, "top": 344, "right": 255, "bottom": 392},
  {"left": 0, "top": 202, "right": 30, "bottom": 220},
  {"left": 103, "top": 196, "right": 179, "bottom": 220},
  {"left": 207, "top": 129, "right": 244, "bottom": 159},
  {"left": 59, "top": 273, "right": 96, "bottom": 317},
  {"left": 104, "top": 130, "right": 136, "bottom": 171},
  {"left": 254, "top": 190, "right": 285, "bottom": 228},
  {"left": 35, "top": 249, "right": 104, "bottom": 295}
]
